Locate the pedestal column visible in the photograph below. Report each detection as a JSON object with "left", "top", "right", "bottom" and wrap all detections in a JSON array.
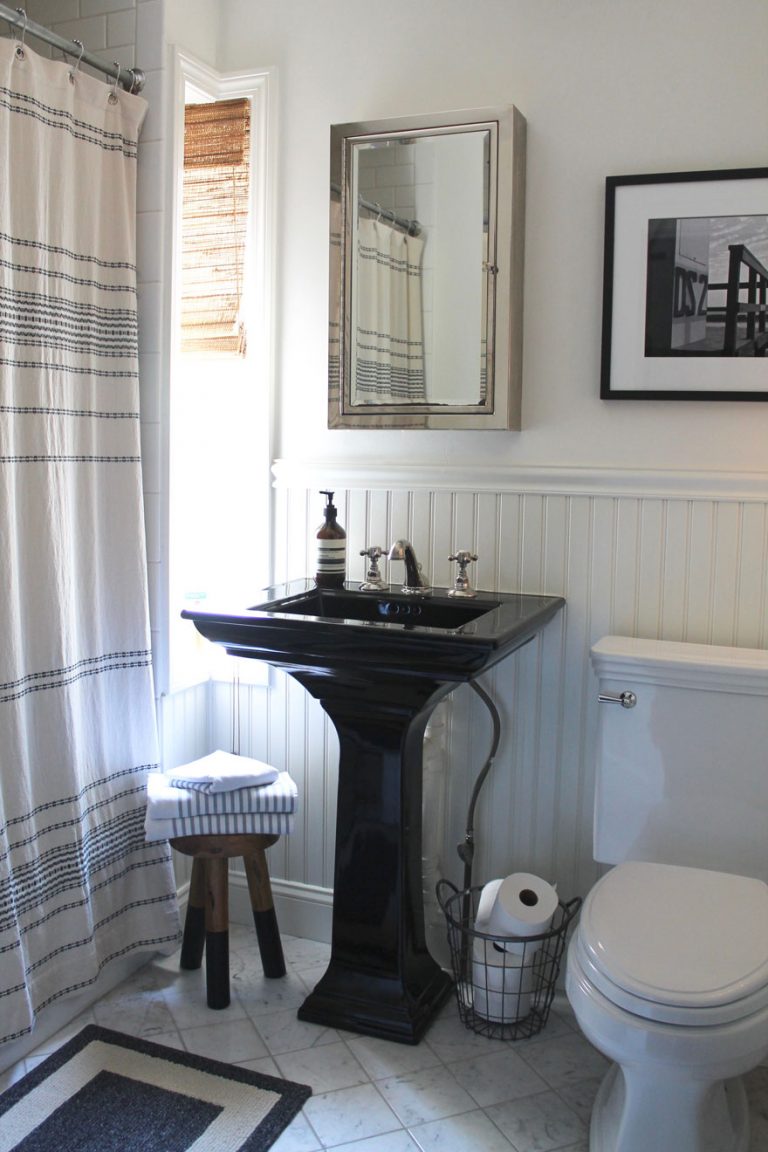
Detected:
[{"left": 293, "top": 669, "right": 454, "bottom": 1044}]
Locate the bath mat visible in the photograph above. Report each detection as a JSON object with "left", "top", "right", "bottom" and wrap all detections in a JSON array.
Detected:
[{"left": 0, "top": 1024, "right": 311, "bottom": 1151}]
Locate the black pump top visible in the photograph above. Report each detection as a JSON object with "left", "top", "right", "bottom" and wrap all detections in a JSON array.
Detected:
[{"left": 320, "top": 490, "right": 337, "bottom": 520}]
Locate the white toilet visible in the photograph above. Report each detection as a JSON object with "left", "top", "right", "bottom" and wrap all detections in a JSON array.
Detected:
[{"left": 566, "top": 636, "right": 768, "bottom": 1152}]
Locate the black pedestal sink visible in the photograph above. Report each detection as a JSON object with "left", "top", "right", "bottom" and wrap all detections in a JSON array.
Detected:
[{"left": 182, "top": 580, "right": 565, "bottom": 1043}]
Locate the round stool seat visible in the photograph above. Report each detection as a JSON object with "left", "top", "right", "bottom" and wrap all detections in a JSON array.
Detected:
[{"left": 578, "top": 861, "right": 768, "bottom": 1025}]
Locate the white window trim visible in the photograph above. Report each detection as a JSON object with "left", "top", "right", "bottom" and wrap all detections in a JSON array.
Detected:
[{"left": 167, "top": 49, "right": 278, "bottom": 693}]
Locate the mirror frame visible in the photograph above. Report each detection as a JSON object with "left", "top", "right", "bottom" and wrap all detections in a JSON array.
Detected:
[{"left": 329, "top": 105, "right": 526, "bottom": 430}]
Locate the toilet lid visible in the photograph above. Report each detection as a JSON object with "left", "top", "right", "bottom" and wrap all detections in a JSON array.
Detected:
[{"left": 579, "top": 861, "right": 768, "bottom": 1024}]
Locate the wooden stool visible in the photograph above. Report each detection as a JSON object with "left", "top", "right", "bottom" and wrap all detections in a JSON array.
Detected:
[{"left": 171, "top": 833, "right": 286, "bottom": 1010}]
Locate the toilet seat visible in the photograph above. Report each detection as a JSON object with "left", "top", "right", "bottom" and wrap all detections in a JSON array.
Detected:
[{"left": 577, "top": 861, "right": 768, "bottom": 1026}]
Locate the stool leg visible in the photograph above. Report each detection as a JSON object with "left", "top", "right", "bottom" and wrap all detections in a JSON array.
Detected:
[
  {"left": 180, "top": 857, "right": 206, "bottom": 971},
  {"left": 244, "top": 850, "right": 286, "bottom": 978},
  {"left": 205, "top": 857, "right": 230, "bottom": 1009}
]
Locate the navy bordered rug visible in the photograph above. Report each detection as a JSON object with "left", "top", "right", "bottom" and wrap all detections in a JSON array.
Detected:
[{"left": 0, "top": 1025, "right": 311, "bottom": 1151}]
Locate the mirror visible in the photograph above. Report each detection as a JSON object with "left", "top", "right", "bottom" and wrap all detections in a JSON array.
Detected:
[{"left": 329, "top": 106, "right": 526, "bottom": 429}]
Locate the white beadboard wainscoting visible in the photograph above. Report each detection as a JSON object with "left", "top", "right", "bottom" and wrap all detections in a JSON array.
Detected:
[{"left": 163, "top": 461, "right": 768, "bottom": 941}]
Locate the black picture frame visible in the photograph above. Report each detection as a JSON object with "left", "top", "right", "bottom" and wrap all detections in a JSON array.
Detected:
[{"left": 600, "top": 167, "right": 768, "bottom": 401}]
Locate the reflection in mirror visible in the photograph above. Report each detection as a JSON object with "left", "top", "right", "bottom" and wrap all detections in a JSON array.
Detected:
[
  {"left": 351, "top": 131, "right": 489, "bottom": 408},
  {"left": 329, "top": 107, "right": 526, "bottom": 430}
]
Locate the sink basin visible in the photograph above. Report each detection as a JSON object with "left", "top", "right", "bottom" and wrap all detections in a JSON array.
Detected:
[
  {"left": 182, "top": 579, "right": 565, "bottom": 682},
  {"left": 181, "top": 578, "right": 565, "bottom": 1044},
  {"left": 255, "top": 586, "right": 493, "bottom": 628}
]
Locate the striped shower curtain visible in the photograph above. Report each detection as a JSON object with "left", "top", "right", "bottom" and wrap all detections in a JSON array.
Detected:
[
  {"left": 328, "top": 196, "right": 341, "bottom": 405},
  {"left": 0, "top": 40, "right": 180, "bottom": 1045},
  {"left": 353, "top": 217, "right": 426, "bottom": 403}
]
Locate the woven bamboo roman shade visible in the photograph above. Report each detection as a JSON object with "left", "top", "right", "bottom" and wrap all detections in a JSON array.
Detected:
[{"left": 181, "top": 98, "right": 251, "bottom": 355}]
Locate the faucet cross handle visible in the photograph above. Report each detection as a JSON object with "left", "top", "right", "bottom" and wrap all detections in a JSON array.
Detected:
[
  {"left": 359, "top": 546, "right": 386, "bottom": 590},
  {"left": 448, "top": 550, "right": 478, "bottom": 598}
]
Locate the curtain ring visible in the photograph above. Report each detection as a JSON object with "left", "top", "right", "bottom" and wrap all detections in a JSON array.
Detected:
[
  {"left": 108, "top": 61, "right": 121, "bottom": 104},
  {"left": 14, "top": 7, "right": 27, "bottom": 60},
  {"left": 68, "top": 39, "right": 84, "bottom": 85}
]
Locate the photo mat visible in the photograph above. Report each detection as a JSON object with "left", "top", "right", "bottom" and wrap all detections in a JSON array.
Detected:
[{"left": 601, "top": 168, "right": 768, "bottom": 400}]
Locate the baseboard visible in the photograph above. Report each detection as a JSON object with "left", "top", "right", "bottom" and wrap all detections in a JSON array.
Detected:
[{"left": 227, "top": 871, "right": 333, "bottom": 944}]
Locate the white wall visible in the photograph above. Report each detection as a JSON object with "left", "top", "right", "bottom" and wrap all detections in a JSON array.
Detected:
[
  {"left": 15, "top": 0, "right": 767, "bottom": 1015},
  {"left": 158, "top": 2, "right": 768, "bottom": 932},
  {"left": 218, "top": 0, "right": 768, "bottom": 472},
  {"left": 138, "top": 0, "right": 768, "bottom": 928},
  {"left": 16, "top": 0, "right": 768, "bottom": 956},
  {"left": 165, "top": 0, "right": 218, "bottom": 66}
]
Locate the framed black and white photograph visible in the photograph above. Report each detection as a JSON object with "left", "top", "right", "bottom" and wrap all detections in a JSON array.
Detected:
[{"left": 601, "top": 167, "right": 768, "bottom": 400}]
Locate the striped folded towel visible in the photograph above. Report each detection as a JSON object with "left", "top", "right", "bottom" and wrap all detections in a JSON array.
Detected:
[
  {"left": 165, "top": 750, "right": 279, "bottom": 794},
  {"left": 144, "top": 809, "right": 296, "bottom": 842},
  {"left": 144, "top": 769, "right": 298, "bottom": 843}
]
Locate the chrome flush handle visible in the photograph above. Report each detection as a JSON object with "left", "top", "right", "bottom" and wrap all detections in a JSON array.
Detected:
[{"left": 598, "top": 691, "right": 637, "bottom": 709}]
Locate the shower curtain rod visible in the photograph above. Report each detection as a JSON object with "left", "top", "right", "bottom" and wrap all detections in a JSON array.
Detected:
[
  {"left": 0, "top": 4, "right": 145, "bottom": 93},
  {"left": 358, "top": 194, "right": 421, "bottom": 237},
  {"left": 331, "top": 183, "right": 421, "bottom": 237}
]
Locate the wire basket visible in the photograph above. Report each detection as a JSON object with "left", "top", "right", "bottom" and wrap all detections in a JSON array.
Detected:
[{"left": 437, "top": 879, "right": 582, "bottom": 1041}]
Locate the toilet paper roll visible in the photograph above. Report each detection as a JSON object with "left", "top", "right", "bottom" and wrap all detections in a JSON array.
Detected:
[
  {"left": 487, "top": 872, "right": 559, "bottom": 954},
  {"left": 472, "top": 937, "right": 534, "bottom": 1023},
  {"left": 474, "top": 878, "right": 504, "bottom": 933}
]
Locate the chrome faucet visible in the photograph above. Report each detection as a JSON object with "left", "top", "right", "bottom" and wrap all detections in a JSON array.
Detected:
[{"left": 388, "top": 540, "right": 431, "bottom": 595}]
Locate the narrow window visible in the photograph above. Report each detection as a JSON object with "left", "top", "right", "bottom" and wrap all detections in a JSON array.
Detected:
[
  {"left": 181, "top": 98, "right": 251, "bottom": 356},
  {"left": 168, "top": 55, "right": 276, "bottom": 692}
]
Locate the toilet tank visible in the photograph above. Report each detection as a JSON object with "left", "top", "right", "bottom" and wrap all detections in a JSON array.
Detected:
[{"left": 591, "top": 636, "right": 768, "bottom": 881}]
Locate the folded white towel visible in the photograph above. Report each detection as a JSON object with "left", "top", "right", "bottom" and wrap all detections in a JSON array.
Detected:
[
  {"left": 147, "top": 769, "right": 297, "bottom": 820},
  {"left": 165, "top": 750, "right": 279, "bottom": 794},
  {"left": 144, "top": 767, "right": 298, "bottom": 843}
]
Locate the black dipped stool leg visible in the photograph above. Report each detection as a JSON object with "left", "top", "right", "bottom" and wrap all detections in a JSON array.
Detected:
[
  {"left": 170, "top": 834, "right": 285, "bottom": 1009},
  {"left": 180, "top": 857, "right": 207, "bottom": 970},
  {"left": 245, "top": 851, "right": 286, "bottom": 978},
  {"left": 205, "top": 857, "right": 230, "bottom": 1009}
]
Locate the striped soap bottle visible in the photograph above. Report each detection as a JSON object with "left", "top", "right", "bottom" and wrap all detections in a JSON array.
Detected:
[{"left": 315, "top": 490, "right": 346, "bottom": 587}]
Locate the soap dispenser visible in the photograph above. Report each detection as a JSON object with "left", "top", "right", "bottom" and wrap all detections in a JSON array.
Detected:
[{"left": 315, "top": 490, "right": 346, "bottom": 588}]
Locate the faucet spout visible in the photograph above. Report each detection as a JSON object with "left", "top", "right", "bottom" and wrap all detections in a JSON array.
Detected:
[{"left": 388, "top": 540, "right": 431, "bottom": 595}]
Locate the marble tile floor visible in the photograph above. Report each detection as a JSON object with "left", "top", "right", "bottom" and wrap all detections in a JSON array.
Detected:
[{"left": 3, "top": 926, "right": 768, "bottom": 1151}]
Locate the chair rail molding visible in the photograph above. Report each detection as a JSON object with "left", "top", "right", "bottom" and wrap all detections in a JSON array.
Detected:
[{"left": 272, "top": 459, "right": 768, "bottom": 502}]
